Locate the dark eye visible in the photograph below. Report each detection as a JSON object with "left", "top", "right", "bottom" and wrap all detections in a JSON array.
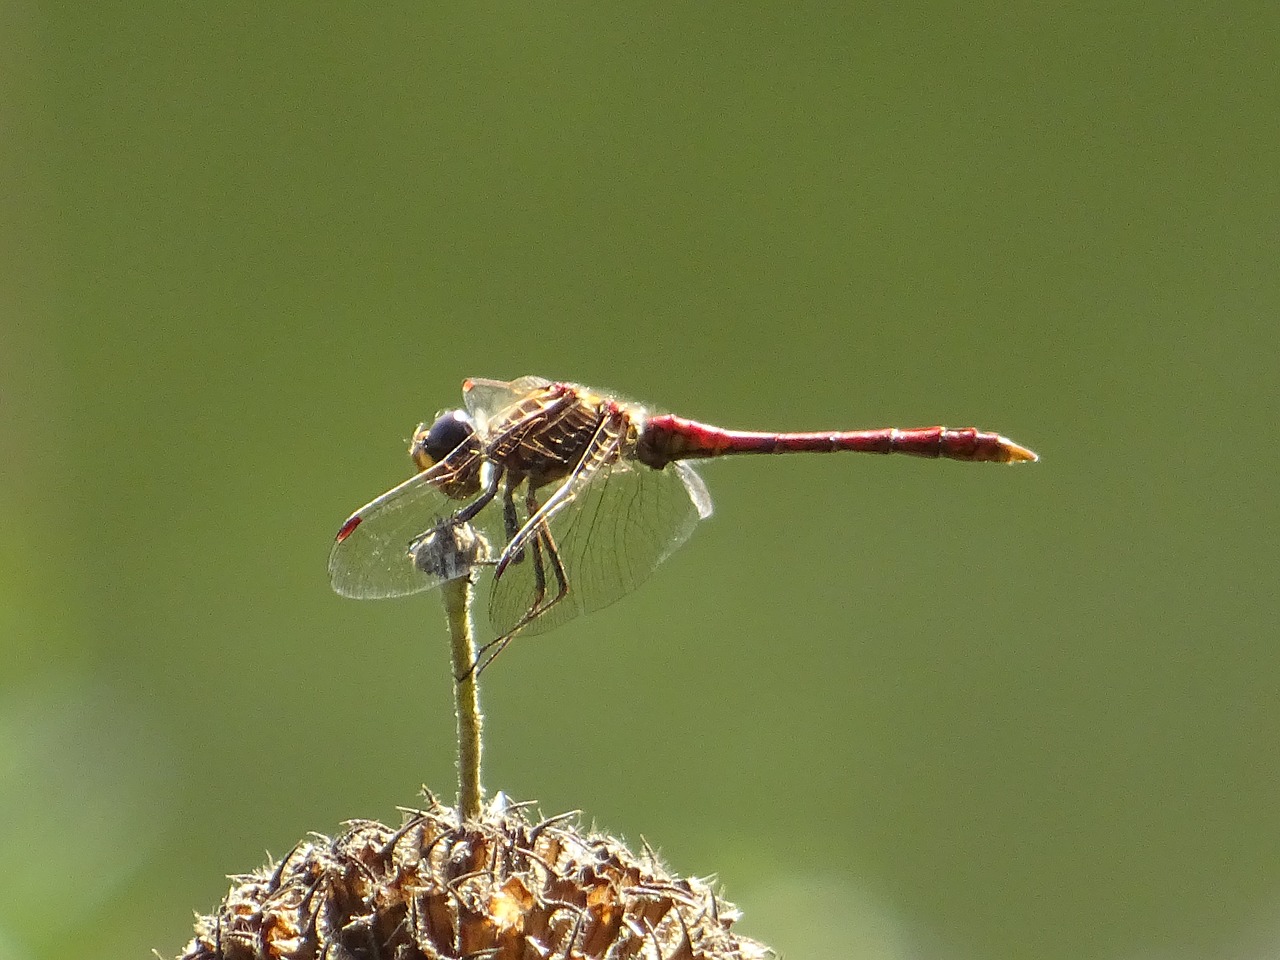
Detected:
[{"left": 420, "top": 409, "right": 474, "bottom": 464}]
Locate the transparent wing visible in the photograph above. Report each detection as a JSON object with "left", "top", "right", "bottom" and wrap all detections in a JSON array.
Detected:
[
  {"left": 328, "top": 450, "right": 505, "bottom": 599},
  {"left": 463, "top": 375, "right": 552, "bottom": 421},
  {"left": 487, "top": 459, "right": 713, "bottom": 637}
]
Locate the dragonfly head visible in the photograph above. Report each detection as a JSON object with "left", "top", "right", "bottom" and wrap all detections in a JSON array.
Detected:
[{"left": 411, "top": 409, "right": 477, "bottom": 471}]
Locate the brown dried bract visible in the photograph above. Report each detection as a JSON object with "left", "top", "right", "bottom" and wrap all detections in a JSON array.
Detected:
[{"left": 178, "top": 795, "right": 772, "bottom": 960}]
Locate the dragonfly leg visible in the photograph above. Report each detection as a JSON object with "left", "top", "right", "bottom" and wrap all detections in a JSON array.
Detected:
[
  {"left": 500, "top": 473, "right": 529, "bottom": 565},
  {"left": 467, "top": 634, "right": 511, "bottom": 679},
  {"left": 468, "top": 490, "right": 572, "bottom": 678},
  {"left": 495, "top": 412, "right": 625, "bottom": 578},
  {"left": 469, "top": 528, "right": 570, "bottom": 677},
  {"left": 514, "top": 483, "right": 570, "bottom": 626},
  {"left": 541, "top": 525, "right": 570, "bottom": 611},
  {"left": 454, "top": 462, "right": 504, "bottom": 525},
  {"left": 515, "top": 484, "right": 551, "bottom": 618}
]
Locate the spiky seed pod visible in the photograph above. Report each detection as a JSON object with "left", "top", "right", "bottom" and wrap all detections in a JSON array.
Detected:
[{"left": 178, "top": 795, "right": 772, "bottom": 960}]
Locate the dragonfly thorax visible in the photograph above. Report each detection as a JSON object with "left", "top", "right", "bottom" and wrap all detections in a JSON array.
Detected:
[{"left": 483, "top": 388, "right": 623, "bottom": 490}]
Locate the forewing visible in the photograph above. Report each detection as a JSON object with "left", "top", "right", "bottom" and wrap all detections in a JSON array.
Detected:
[
  {"left": 462, "top": 376, "right": 551, "bottom": 421},
  {"left": 487, "top": 459, "right": 710, "bottom": 637},
  {"left": 329, "top": 452, "right": 498, "bottom": 599}
]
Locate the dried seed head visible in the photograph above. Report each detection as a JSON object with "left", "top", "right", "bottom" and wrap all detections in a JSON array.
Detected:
[
  {"left": 178, "top": 795, "right": 772, "bottom": 960},
  {"left": 410, "top": 520, "right": 491, "bottom": 582}
]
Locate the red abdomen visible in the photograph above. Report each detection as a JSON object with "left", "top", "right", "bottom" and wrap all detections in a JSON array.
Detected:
[{"left": 636, "top": 415, "right": 1037, "bottom": 468}]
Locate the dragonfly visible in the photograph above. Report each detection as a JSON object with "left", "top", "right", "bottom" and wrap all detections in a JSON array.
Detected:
[{"left": 329, "top": 376, "right": 1037, "bottom": 672}]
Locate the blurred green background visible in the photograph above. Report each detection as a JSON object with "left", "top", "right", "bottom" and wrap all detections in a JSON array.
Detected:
[{"left": 4, "top": 3, "right": 1277, "bottom": 959}]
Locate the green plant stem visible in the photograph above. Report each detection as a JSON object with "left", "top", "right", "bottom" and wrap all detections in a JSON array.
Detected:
[{"left": 442, "top": 575, "right": 484, "bottom": 821}]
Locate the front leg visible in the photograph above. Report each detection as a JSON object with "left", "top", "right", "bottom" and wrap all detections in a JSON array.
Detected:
[{"left": 454, "top": 461, "right": 504, "bottom": 525}]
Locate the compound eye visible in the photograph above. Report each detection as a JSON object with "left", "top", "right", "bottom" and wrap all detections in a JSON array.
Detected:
[{"left": 419, "top": 409, "right": 475, "bottom": 465}]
